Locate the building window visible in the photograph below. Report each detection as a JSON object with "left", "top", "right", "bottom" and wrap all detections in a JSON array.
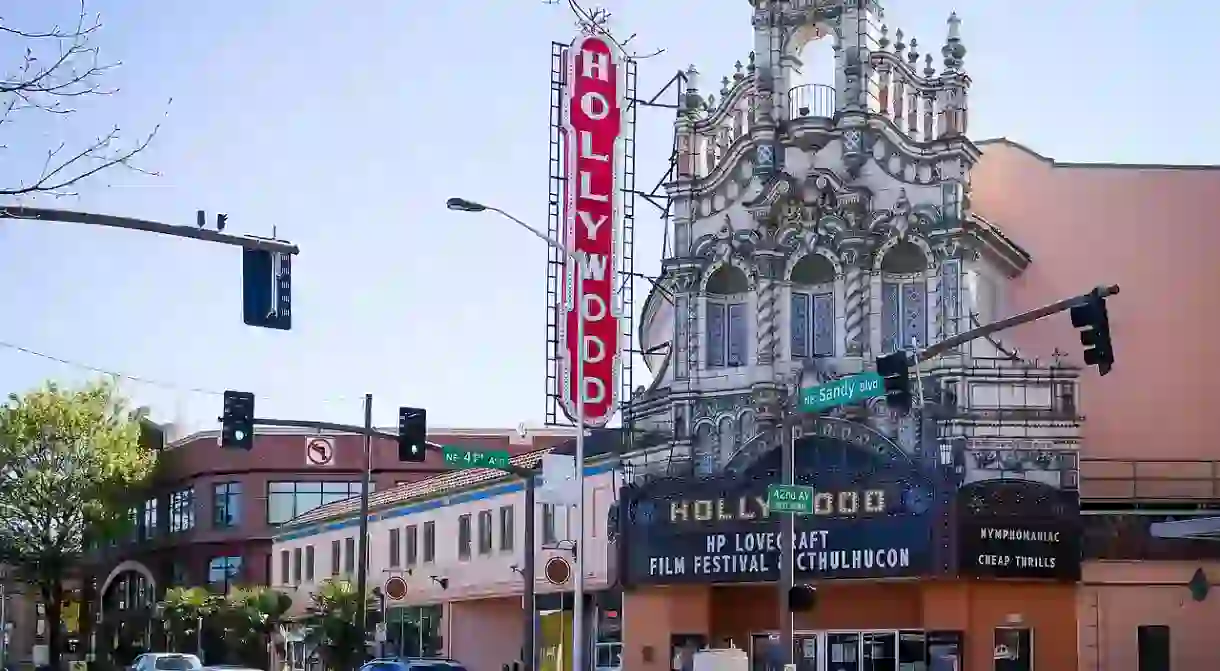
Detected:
[
  {"left": 882, "top": 278, "right": 927, "bottom": 353},
  {"left": 292, "top": 548, "right": 302, "bottom": 584},
  {"left": 213, "top": 482, "right": 241, "bottom": 528},
  {"left": 1137, "top": 625, "right": 1170, "bottom": 671},
  {"left": 477, "top": 510, "right": 493, "bottom": 555},
  {"left": 266, "top": 481, "right": 370, "bottom": 525},
  {"left": 280, "top": 550, "right": 290, "bottom": 585},
  {"left": 542, "top": 504, "right": 558, "bottom": 545},
  {"left": 168, "top": 487, "right": 195, "bottom": 533},
  {"left": 343, "top": 537, "right": 355, "bottom": 574},
  {"left": 499, "top": 506, "right": 514, "bottom": 552},
  {"left": 993, "top": 627, "right": 1031, "bottom": 671},
  {"left": 142, "top": 498, "right": 158, "bottom": 539},
  {"left": 389, "top": 528, "right": 401, "bottom": 567},
  {"left": 423, "top": 521, "right": 436, "bottom": 563},
  {"left": 706, "top": 300, "right": 748, "bottom": 368},
  {"left": 405, "top": 525, "right": 418, "bottom": 566},
  {"left": 458, "top": 514, "right": 472, "bottom": 560},
  {"left": 330, "top": 540, "right": 341, "bottom": 576},
  {"left": 790, "top": 291, "right": 834, "bottom": 358},
  {"left": 305, "top": 545, "right": 315, "bottom": 582},
  {"left": 209, "top": 556, "right": 242, "bottom": 593}
]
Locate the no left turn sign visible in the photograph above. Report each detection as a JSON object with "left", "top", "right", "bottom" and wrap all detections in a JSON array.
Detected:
[{"left": 305, "top": 436, "right": 335, "bottom": 466}]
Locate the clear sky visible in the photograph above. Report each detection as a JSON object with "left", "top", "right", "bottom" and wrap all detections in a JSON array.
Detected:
[{"left": 1, "top": 1, "right": 1216, "bottom": 436}]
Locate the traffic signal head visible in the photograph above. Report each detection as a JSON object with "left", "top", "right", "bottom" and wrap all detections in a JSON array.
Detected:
[
  {"left": 220, "top": 390, "right": 255, "bottom": 450},
  {"left": 398, "top": 407, "right": 427, "bottom": 462},
  {"left": 1070, "top": 288, "right": 1114, "bottom": 376},
  {"left": 876, "top": 351, "right": 912, "bottom": 414}
]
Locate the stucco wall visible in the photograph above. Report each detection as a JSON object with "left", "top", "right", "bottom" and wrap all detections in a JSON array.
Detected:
[
  {"left": 971, "top": 140, "right": 1220, "bottom": 463},
  {"left": 448, "top": 597, "right": 524, "bottom": 671}
]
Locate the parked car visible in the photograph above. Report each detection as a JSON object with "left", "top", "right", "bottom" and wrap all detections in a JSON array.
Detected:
[
  {"left": 130, "top": 653, "right": 204, "bottom": 671},
  {"left": 202, "top": 666, "right": 263, "bottom": 671},
  {"left": 359, "top": 658, "right": 468, "bottom": 671}
]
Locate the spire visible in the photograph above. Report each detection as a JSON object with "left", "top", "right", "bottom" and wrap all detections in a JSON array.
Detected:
[{"left": 942, "top": 12, "right": 966, "bottom": 72}]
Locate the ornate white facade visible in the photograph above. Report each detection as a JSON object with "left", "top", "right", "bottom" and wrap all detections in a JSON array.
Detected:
[{"left": 626, "top": 0, "right": 1082, "bottom": 491}]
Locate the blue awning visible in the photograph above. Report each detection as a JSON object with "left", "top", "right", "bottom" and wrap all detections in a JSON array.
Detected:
[{"left": 1150, "top": 516, "right": 1220, "bottom": 540}]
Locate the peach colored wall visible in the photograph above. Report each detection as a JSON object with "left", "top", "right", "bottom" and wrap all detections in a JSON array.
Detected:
[
  {"left": 1080, "top": 561, "right": 1220, "bottom": 671},
  {"left": 272, "top": 467, "right": 619, "bottom": 613},
  {"left": 448, "top": 597, "right": 524, "bottom": 671},
  {"left": 970, "top": 140, "right": 1220, "bottom": 463}
]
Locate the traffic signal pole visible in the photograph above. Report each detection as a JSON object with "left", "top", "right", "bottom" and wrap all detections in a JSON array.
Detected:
[
  {"left": 917, "top": 284, "right": 1120, "bottom": 363},
  {"left": 0, "top": 206, "right": 299, "bottom": 254},
  {"left": 247, "top": 414, "right": 539, "bottom": 670},
  {"left": 356, "top": 394, "right": 374, "bottom": 655}
]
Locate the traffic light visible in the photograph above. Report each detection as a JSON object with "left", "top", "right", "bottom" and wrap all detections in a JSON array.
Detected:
[
  {"left": 398, "top": 407, "right": 427, "bottom": 462},
  {"left": 789, "top": 584, "right": 817, "bottom": 612},
  {"left": 1070, "top": 288, "right": 1114, "bottom": 376},
  {"left": 220, "top": 390, "right": 255, "bottom": 450},
  {"left": 876, "top": 351, "right": 912, "bottom": 414}
]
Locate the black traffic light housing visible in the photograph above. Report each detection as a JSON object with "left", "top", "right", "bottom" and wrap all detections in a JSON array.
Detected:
[
  {"left": 220, "top": 390, "right": 255, "bottom": 450},
  {"left": 876, "top": 351, "right": 912, "bottom": 414},
  {"left": 1070, "top": 288, "right": 1114, "bottom": 376},
  {"left": 788, "top": 584, "right": 817, "bottom": 612},
  {"left": 398, "top": 407, "right": 427, "bottom": 462}
]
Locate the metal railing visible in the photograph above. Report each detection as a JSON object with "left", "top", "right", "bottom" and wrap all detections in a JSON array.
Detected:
[
  {"left": 1081, "top": 457, "right": 1220, "bottom": 501},
  {"left": 787, "top": 84, "right": 837, "bottom": 120}
]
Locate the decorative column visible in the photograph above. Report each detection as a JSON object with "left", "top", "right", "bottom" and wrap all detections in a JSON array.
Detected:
[
  {"left": 754, "top": 250, "right": 784, "bottom": 365},
  {"left": 840, "top": 238, "right": 872, "bottom": 356}
]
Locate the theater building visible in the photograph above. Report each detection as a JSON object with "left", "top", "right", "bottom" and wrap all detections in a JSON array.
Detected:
[{"left": 619, "top": 1, "right": 1086, "bottom": 670}]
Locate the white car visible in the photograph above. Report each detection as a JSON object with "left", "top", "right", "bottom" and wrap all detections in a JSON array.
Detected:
[{"left": 131, "top": 653, "right": 204, "bottom": 671}]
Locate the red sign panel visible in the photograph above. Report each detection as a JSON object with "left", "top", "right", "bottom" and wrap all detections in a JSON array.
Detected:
[{"left": 559, "top": 34, "right": 623, "bottom": 428}]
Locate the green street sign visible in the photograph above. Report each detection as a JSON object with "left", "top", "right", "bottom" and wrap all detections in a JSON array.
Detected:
[
  {"left": 798, "top": 371, "right": 885, "bottom": 412},
  {"left": 442, "top": 445, "right": 511, "bottom": 471},
  {"left": 767, "top": 483, "right": 815, "bottom": 515}
]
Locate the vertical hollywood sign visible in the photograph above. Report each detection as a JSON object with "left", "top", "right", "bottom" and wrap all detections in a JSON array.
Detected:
[{"left": 559, "top": 35, "right": 622, "bottom": 428}]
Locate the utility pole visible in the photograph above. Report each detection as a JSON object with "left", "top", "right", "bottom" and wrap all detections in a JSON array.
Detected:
[{"left": 355, "top": 394, "right": 374, "bottom": 655}]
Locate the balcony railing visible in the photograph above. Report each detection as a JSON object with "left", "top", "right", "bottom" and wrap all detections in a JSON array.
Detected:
[
  {"left": 1081, "top": 458, "right": 1220, "bottom": 501},
  {"left": 787, "top": 83, "right": 836, "bottom": 120}
]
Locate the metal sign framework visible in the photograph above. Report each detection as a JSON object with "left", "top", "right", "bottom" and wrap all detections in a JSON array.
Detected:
[{"left": 545, "top": 41, "right": 687, "bottom": 451}]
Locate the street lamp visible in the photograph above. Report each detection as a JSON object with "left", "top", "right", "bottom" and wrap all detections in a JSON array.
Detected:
[{"left": 447, "top": 197, "right": 588, "bottom": 671}]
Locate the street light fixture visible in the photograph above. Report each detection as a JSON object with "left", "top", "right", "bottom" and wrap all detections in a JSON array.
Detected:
[{"left": 447, "top": 197, "right": 588, "bottom": 671}]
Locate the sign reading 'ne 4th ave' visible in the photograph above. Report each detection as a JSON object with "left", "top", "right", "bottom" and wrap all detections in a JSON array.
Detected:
[
  {"left": 442, "top": 445, "right": 510, "bottom": 471},
  {"left": 558, "top": 34, "right": 624, "bottom": 429},
  {"left": 799, "top": 371, "right": 884, "bottom": 412}
]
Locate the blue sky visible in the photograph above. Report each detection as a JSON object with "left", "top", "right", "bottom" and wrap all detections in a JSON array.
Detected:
[{"left": 1, "top": 1, "right": 1215, "bottom": 435}]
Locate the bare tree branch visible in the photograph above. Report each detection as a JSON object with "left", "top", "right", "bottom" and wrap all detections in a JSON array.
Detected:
[
  {"left": 0, "top": 0, "right": 161, "bottom": 198},
  {"left": 544, "top": 0, "right": 666, "bottom": 60}
]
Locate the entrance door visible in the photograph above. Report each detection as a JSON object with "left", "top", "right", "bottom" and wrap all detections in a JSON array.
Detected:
[
  {"left": 826, "top": 633, "right": 860, "bottom": 671},
  {"left": 750, "top": 634, "right": 816, "bottom": 671}
]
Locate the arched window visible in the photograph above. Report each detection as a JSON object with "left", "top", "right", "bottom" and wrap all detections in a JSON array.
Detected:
[
  {"left": 789, "top": 254, "right": 836, "bottom": 358},
  {"left": 704, "top": 265, "right": 750, "bottom": 369},
  {"left": 880, "top": 241, "right": 929, "bottom": 353}
]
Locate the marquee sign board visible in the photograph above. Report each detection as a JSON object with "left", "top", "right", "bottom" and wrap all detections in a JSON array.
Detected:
[
  {"left": 955, "top": 480, "right": 1082, "bottom": 581},
  {"left": 619, "top": 422, "right": 950, "bottom": 585},
  {"left": 558, "top": 34, "right": 624, "bottom": 428}
]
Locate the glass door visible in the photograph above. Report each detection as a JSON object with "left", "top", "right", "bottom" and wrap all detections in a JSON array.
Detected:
[
  {"left": 827, "top": 633, "right": 860, "bottom": 671},
  {"left": 793, "top": 633, "right": 818, "bottom": 671},
  {"left": 862, "top": 632, "right": 897, "bottom": 671}
]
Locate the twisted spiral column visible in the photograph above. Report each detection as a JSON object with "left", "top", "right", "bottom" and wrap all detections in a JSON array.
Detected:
[
  {"left": 756, "top": 276, "right": 779, "bottom": 364},
  {"left": 843, "top": 255, "right": 870, "bottom": 356}
]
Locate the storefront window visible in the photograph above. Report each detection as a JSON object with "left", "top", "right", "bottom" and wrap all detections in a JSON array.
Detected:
[
  {"left": 993, "top": 628, "right": 1031, "bottom": 671},
  {"left": 862, "top": 632, "right": 896, "bottom": 671},
  {"left": 897, "top": 631, "right": 926, "bottom": 671},
  {"left": 385, "top": 605, "right": 443, "bottom": 658},
  {"left": 1137, "top": 625, "right": 1170, "bottom": 671}
]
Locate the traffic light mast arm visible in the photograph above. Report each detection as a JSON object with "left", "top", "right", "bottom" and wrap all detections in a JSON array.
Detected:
[
  {"left": 249, "top": 417, "right": 535, "bottom": 478},
  {"left": 0, "top": 206, "right": 299, "bottom": 255},
  {"left": 917, "top": 284, "right": 1120, "bottom": 363}
]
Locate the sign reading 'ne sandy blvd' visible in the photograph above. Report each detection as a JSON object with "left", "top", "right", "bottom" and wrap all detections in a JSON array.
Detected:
[{"left": 799, "top": 371, "right": 885, "bottom": 412}]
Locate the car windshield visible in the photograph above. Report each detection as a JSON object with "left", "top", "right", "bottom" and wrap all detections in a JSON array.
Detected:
[{"left": 154, "top": 656, "right": 202, "bottom": 670}]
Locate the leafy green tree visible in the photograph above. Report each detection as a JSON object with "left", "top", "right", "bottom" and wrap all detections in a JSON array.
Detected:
[
  {"left": 161, "top": 587, "right": 219, "bottom": 654},
  {"left": 303, "top": 578, "right": 375, "bottom": 671},
  {"left": 0, "top": 380, "right": 156, "bottom": 667},
  {"left": 218, "top": 586, "right": 294, "bottom": 666}
]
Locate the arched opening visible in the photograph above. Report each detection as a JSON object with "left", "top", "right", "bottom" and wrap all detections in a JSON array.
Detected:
[
  {"left": 704, "top": 265, "right": 750, "bottom": 370},
  {"left": 99, "top": 567, "right": 158, "bottom": 666},
  {"left": 879, "top": 241, "right": 930, "bottom": 352},
  {"left": 789, "top": 22, "right": 838, "bottom": 119},
  {"left": 789, "top": 254, "right": 836, "bottom": 358}
]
